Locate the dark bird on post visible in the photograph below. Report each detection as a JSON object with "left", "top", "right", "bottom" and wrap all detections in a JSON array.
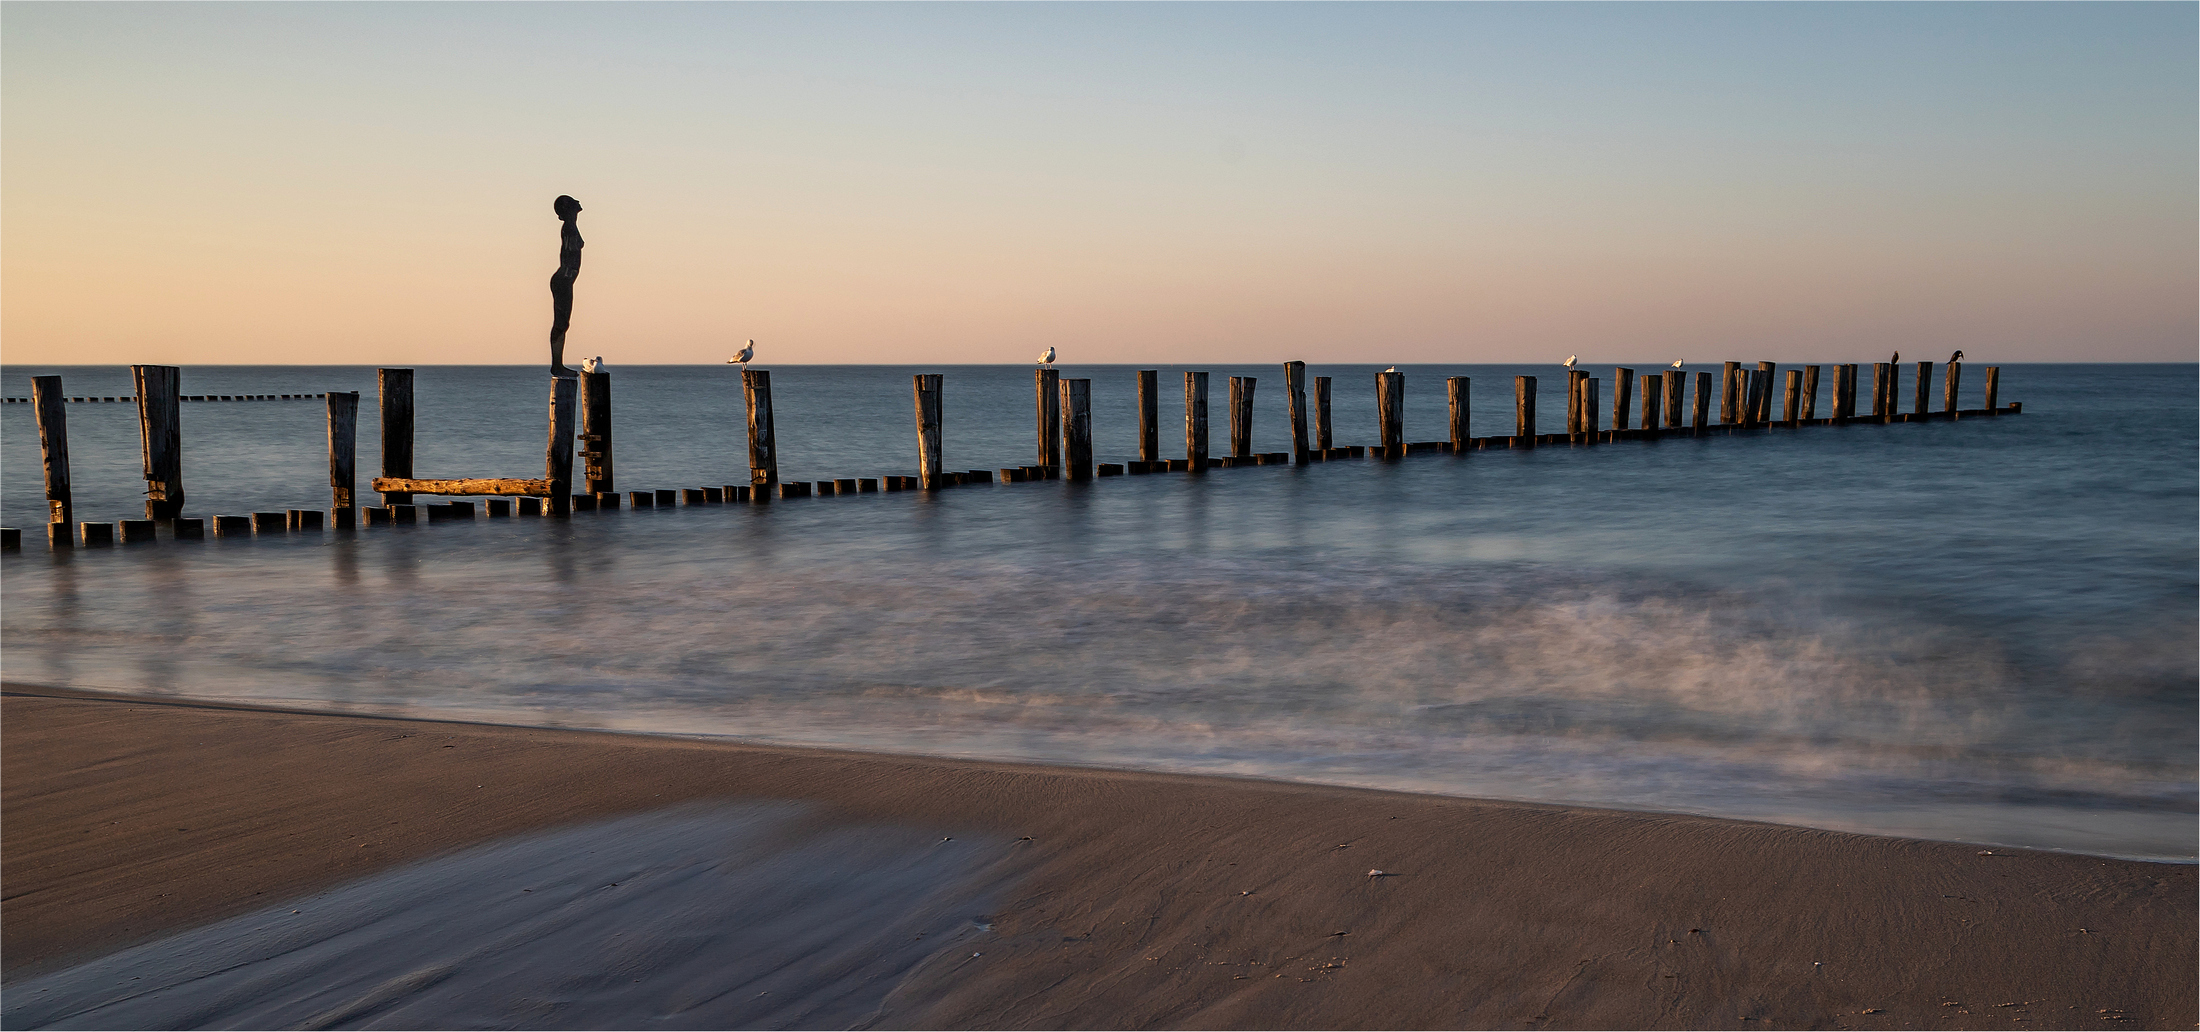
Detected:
[
  {"left": 1948, "top": 350, "right": 1964, "bottom": 363},
  {"left": 1891, "top": 351, "right": 1900, "bottom": 365}
]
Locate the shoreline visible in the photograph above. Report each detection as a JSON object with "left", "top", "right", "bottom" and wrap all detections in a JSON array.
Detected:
[{"left": 5, "top": 682, "right": 2193, "bottom": 1028}]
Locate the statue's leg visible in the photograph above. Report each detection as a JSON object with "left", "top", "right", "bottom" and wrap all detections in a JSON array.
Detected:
[{"left": 550, "top": 279, "right": 575, "bottom": 373}]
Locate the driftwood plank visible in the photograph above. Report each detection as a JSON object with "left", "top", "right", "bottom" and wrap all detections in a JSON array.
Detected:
[{"left": 369, "top": 477, "right": 553, "bottom": 496}]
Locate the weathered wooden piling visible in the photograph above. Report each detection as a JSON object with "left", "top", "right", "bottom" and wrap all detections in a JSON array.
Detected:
[
  {"left": 1229, "top": 376, "right": 1256, "bottom": 458},
  {"left": 378, "top": 368, "right": 413, "bottom": 505},
  {"left": 1577, "top": 377, "right": 1599, "bottom": 442},
  {"left": 1036, "top": 368, "right": 1061, "bottom": 470},
  {"left": 1720, "top": 362, "right": 1742, "bottom": 423},
  {"left": 1062, "top": 378, "right": 1093, "bottom": 480},
  {"left": 1612, "top": 368, "right": 1635, "bottom": 434},
  {"left": 173, "top": 518, "right": 202, "bottom": 539},
  {"left": 1137, "top": 369, "right": 1160, "bottom": 464},
  {"left": 1831, "top": 364, "right": 1855, "bottom": 421},
  {"left": 324, "top": 391, "right": 358, "bottom": 528},
  {"left": 544, "top": 376, "right": 577, "bottom": 515},
  {"left": 1664, "top": 371, "right": 1685, "bottom": 429},
  {"left": 119, "top": 519, "right": 157, "bottom": 543},
  {"left": 913, "top": 373, "right": 945, "bottom": 489},
  {"left": 288, "top": 510, "right": 323, "bottom": 531},
  {"left": 1184, "top": 372, "right": 1209, "bottom": 470},
  {"left": 580, "top": 368, "right": 614, "bottom": 495},
  {"left": 1514, "top": 375, "right": 1537, "bottom": 443},
  {"left": 132, "top": 365, "right": 184, "bottom": 520},
  {"left": 1639, "top": 376, "right": 1662, "bottom": 434},
  {"left": 80, "top": 522, "right": 114, "bottom": 547},
  {"left": 1566, "top": 369, "right": 1586, "bottom": 435},
  {"left": 1801, "top": 366, "right": 1821, "bottom": 420},
  {"left": 1868, "top": 363, "right": 1888, "bottom": 418},
  {"left": 1313, "top": 376, "right": 1333, "bottom": 451},
  {"left": 1982, "top": 366, "right": 1998, "bottom": 413},
  {"left": 1376, "top": 370, "right": 1404, "bottom": 457},
  {"left": 1943, "top": 362, "right": 1961, "bottom": 415},
  {"left": 1691, "top": 372, "right": 1712, "bottom": 431},
  {"left": 1752, "top": 363, "right": 1777, "bottom": 423},
  {"left": 1285, "top": 361, "right": 1310, "bottom": 463},
  {"left": 1908, "top": 361, "right": 1929, "bottom": 420},
  {"left": 744, "top": 370, "right": 777, "bottom": 493},
  {"left": 1447, "top": 376, "right": 1471, "bottom": 453},
  {"left": 32, "top": 376, "right": 70, "bottom": 529},
  {"left": 1781, "top": 370, "right": 1802, "bottom": 424},
  {"left": 1741, "top": 369, "right": 1768, "bottom": 428}
]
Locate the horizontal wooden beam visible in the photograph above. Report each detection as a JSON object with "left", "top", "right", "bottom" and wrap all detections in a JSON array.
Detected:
[{"left": 369, "top": 477, "right": 551, "bottom": 496}]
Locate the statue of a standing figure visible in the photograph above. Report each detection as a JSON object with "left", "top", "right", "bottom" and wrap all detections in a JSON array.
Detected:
[{"left": 549, "top": 194, "right": 584, "bottom": 376}]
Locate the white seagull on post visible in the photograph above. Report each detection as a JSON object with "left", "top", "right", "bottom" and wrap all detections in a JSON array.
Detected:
[
  {"left": 1671, "top": 359, "right": 1684, "bottom": 369},
  {"left": 1038, "top": 346, "right": 1056, "bottom": 369},
  {"left": 727, "top": 340, "right": 755, "bottom": 370},
  {"left": 581, "top": 356, "right": 603, "bottom": 374},
  {"left": 1563, "top": 355, "right": 1579, "bottom": 370}
]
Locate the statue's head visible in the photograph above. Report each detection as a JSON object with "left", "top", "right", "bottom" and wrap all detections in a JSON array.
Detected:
[{"left": 554, "top": 195, "right": 582, "bottom": 219}]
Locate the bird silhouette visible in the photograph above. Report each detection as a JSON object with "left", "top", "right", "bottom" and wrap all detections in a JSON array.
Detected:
[
  {"left": 581, "top": 356, "right": 603, "bottom": 374},
  {"left": 1891, "top": 351, "right": 1901, "bottom": 365},
  {"left": 727, "top": 340, "right": 755, "bottom": 370},
  {"left": 1384, "top": 366, "right": 1398, "bottom": 373},
  {"left": 1563, "top": 355, "right": 1579, "bottom": 369},
  {"left": 1948, "top": 350, "right": 1964, "bottom": 363},
  {"left": 1038, "top": 346, "right": 1056, "bottom": 368},
  {"left": 1670, "top": 359, "right": 1684, "bottom": 368}
]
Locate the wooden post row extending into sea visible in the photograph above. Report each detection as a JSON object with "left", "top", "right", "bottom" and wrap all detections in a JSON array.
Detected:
[{"left": 4, "top": 361, "right": 2023, "bottom": 550}]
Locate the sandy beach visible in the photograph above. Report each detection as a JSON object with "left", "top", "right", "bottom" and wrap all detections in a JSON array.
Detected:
[{"left": 3, "top": 682, "right": 2192, "bottom": 1029}]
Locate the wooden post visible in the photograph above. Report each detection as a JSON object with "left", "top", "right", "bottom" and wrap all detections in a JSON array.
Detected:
[
  {"left": 1376, "top": 370, "right": 1404, "bottom": 456},
  {"left": 1612, "top": 367, "right": 1635, "bottom": 435},
  {"left": 1801, "top": 366, "right": 1821, "bottom": 420},
  {"left": 1782, "top": 370, "right": 1802, "bottom": 424},
  {"left": 1062, "top": 378, "right": 1093, "bottom": 480},
  {"left": 1870, "top": 363, "right": 1889, "bottom": 418},
  {"left": 1184, "top": 372, "right": 1209, "bottom": 470},
  {"left": 1514, "top": 375, "right": 1537, "bottom": 442},
  {"left": 1136, "top": 369, "right": 1160, "bottom": 463},
  {"left": 1313, "top": 376, "right": 1333, "bottom": 451},
  {"left": 1942, "top": 362, "right": 1960, "bottom": 415},
  {"left": 1447, "top": 376, "right": 1471, "bottom": 452},
  {"left": 1720, "top": 362, "right": 1741, "bottom": 423},
  {"left": 1743, "top": 369, "right": 1769, "bottom": 428},
  {"left": 1229, "top": 376, "right": 1256, "bottom": 458},
  {"left": 745, "top": 369, "right": 777, "bottom": 491},
  {"left": 1691, "top": 371, "right": 1712, "bottom": 431},
  {"left": 1832, "top": 364, "right": 1855, "bottom": 421},
  {"left": 544, "top": 375, "right": 576, "bottom": 515},
  {"left": 1639, "top": 374, "right": 1662, "bottom": 434},
  {"left": 1982, "top": 366, "right": 1998, "bottom": 413},
  {"left": 580, "top": 369, "right": 613, "bottom": 495},
  {"left": 913, "top": 373, "right": 944, "bottom": 488},
  {"left": 1914, "top": 361, "right": 1933, "bottom": 419},
  {"left": 1663, "top": 371, "right": 1684, "bottom": 428},
  {"left": 327, "top": 390, "right": 358, "bottom": 527},
  {"left": 1566, "top": 369, "right": 1586, "bottom": 434},
  {"left": 378, "top": 368, "right": 413, "bottom": 505},
  {"left": 132, "top": 365, "right": 183, "bottom": 520},
  {"left": 1285, "top": 361, "right": 1309, "bottom": 463},
  {"left": 1036, "top": 368, "right": 1061, "bottom": 470},
  {"left": 1578, "top": 377, "right": 1599, "bottom": 441},
  {"left": 32, "top": 376, "right": 70, "bottom": 528}
]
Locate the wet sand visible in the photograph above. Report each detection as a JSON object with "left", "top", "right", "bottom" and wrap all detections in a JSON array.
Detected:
[{"left": 4, "top": 683, "right": 2192, "bottom": 1029}]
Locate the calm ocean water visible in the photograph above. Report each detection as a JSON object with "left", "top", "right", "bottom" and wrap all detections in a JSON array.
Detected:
[{"left": 2, "top": 362, "right": 2193, "bottom": 860}]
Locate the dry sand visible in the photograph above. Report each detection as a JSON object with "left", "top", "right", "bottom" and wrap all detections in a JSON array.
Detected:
[{"left": 4, "top": 683, "right": 2192, "bottom": 1029}]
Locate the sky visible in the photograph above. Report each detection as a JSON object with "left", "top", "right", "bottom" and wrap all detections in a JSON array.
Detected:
[{"left": 3, "top": 2, "right": 2193, "bottom": 366}]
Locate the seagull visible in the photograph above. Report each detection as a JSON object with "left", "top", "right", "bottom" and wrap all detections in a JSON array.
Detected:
[
  {"left": 1384, "top": 366, "right": 1397, "bottom": 373},
  {"left": 1671, "top": 359, "right": 1684, "bottom": 369},
  {"left": 1948, "top": 349, "right": 1964, "bottom": 363},
  {"left": 727, "top": 340, "right": 755, "bottom": 370},
  {"left": 581, "top": 356, "right": 603, "bottom": 374},
  {"left": 1563, "top": 355, "right": 1579, "bottom": 369},
  {"left": 1038, "top": 346, "right": 1056, "bottom": 368},
  {"left": 1891, "top": 351, "right": 1900, "bottom": 365}
]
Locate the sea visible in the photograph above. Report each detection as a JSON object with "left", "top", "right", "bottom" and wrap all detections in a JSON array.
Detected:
[{"left": 2, "top": 362, "right": 2193, "bottom": 861}]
